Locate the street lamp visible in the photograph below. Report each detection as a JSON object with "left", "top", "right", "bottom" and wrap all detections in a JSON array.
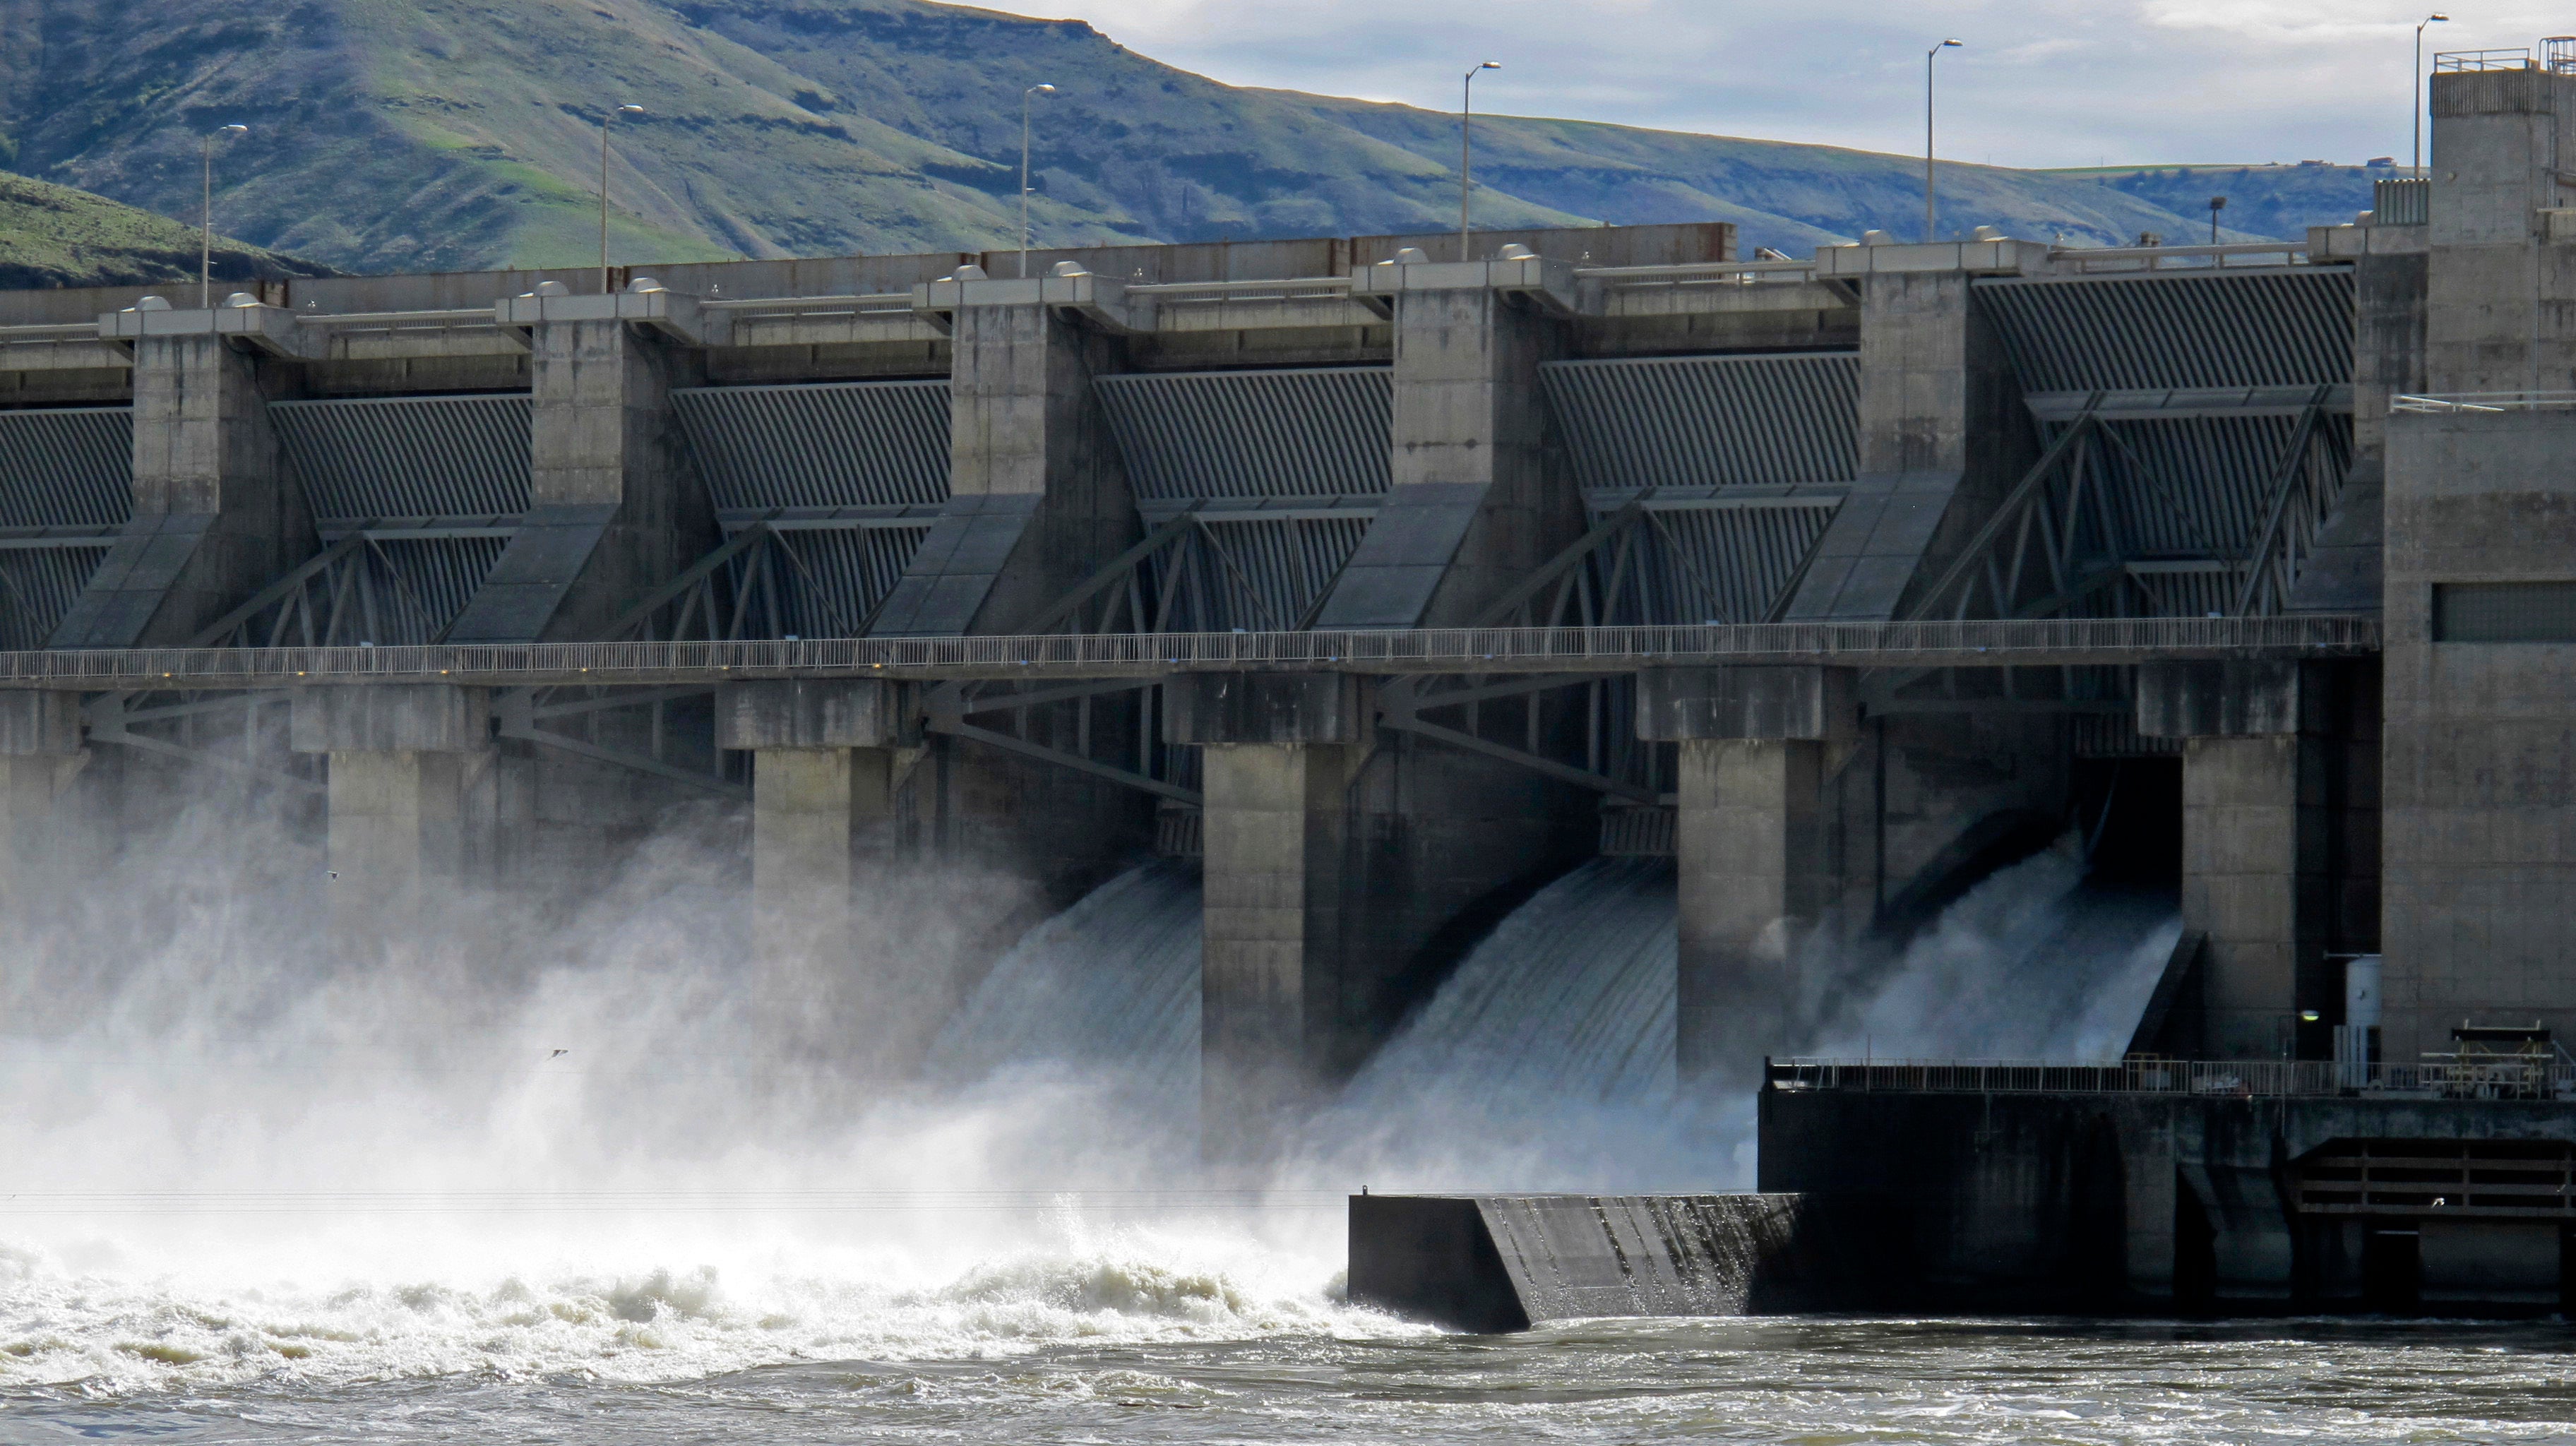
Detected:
[
  {"left": 2208, "top": 194, "right": 2227, "bottom": 244},
  {"left": 601, "top": 104, "right": 643, "bottom": 294},
  {"left": 2416, "top": 13, "right": 2449, "bottom": 175},
  {"left": 1022, "top": 83, "right": 1056, "bottom": 277},
  {"left": 201, "top": 124, "right": 247, "bottom": 309},
  {"left": 1926, "top": 40, "right": 1963, "bottom": 244},
  {"left": 1462, "top": 61, "right": 1501, "bottom": 262}
]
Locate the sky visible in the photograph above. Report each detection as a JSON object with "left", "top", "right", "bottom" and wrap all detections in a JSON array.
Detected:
[{"left": 979, "top": 0, "right": 2566, "bottom": 169}]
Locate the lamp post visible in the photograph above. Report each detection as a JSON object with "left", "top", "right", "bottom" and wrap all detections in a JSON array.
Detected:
[
  {"left": 201, "top": 124, "right": 247, "bottom": 309},
  {"left": 601, "top": 104, "right": 643, "bottom": 294},
  {"left": 1462, "top": 60, "right": 1501, "bottom": 262},
  {"left": 2416, "top": 13, "right": 2449, "bottom": 175},
  {"left": 1022, "top": 83, "right": 1056, "bottom": 277},
  {"left": 2208, "top": 194, "right": 2227, "bottom": 244},
  {"left": 1926, "top": 40, "right": 1962, "bottom": 244}
]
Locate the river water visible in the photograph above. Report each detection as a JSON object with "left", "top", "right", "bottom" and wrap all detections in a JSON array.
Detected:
[
  {"left": 5, "top": 807, "right": 2562, "bottom": 1441},
  {"left": 7, "top": 1264, "right": 2575, "bottom": 1445}
]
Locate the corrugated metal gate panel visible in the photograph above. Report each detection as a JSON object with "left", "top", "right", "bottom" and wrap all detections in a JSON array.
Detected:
[
  {"left": 1146, "top": 515, "right": 1375, "bottom": 633},
  {"left": 270, "top": 395, "right": 533, "bottom": 520},
  {"left": 673, "top": 381, "right": 950, "bottom": 510},
  {"left": 1600, "top": 503, "right": 1839, "bottom": 625},
  {"left": 2081, "top": 412, "right": 2313, "bottom": 558},
  {"left": 1542, "top": 353, "right": 1860, "bottom": 491},
  {"left": 741, "top": 528, "right": 928, "bottom": 638},
  {"left": 1974, "top": 270, "right": 2355, "bottom": 392},
  {"left": 362, "top": 537, "right": 511, "bottom": 645},
  {"left": 0, "top": 407, "right": 131, "bottom": 527},
  {"left": 1095, "top": 367, "right": 1392, "bottom": 501},
  {"left": 0, "top": 546, "right": 109, "bottom": 650}
]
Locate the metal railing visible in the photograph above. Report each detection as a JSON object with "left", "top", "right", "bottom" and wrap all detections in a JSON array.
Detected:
[
  {"left": 1770, "top": 1056, "right": 2576, "bottom": 1100},
  {"left": 2392, "top": 391, "right": 2576, "bottom": 413},
  {"left": 2435, "top": 48, "right": 2532, "bottom": 72},
  {"left": 0, "top": 614, "right": 2380, "bottom": 691},
  {"left": 700, "top": 292, "right": 922, "bottom": 321},
  {"left": 2046, "top": 241, "right": 2311, "bottom": 273},
  {"left": 1578, "top": 259, "right": 1821, "bottom": 288}
]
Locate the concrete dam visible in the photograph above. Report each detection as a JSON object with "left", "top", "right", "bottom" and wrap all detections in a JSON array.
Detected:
[{"left": 8, "top": 58, "right": 2576, "bottom": 1315}]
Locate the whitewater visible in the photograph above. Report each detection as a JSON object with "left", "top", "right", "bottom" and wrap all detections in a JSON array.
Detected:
[{"left": 8, "top": 795, "right": 2569, "bottom": 1442}]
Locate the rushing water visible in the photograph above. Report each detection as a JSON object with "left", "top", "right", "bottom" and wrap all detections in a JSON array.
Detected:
[
  {"left": 8, "top": 1290, "right": 2575, "bottom": 1443},
  {"left": 1, "top": 805, "right": 2499, "bottom": 1443}
]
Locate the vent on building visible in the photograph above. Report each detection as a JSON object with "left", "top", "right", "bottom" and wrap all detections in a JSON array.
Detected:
[
  {"left": 2373, "top": 177, "right": 2428, "bottom": 227},
  {"left": 2433, "top": 581, "right": 2576, "bottom": 642}
]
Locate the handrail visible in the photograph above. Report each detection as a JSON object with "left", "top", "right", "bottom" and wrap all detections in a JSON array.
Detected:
[
  {"left": 2048, "top": 241, "right": 2311, "bottom": 273},
  {"left": 1770, "top": 1056, "right": 2574, "bottom": 1100},
  {"left": 698, "top": 292, "right": 918, "bottom": 312},
  {"left": 2435, "top": 47, "right": 2532, "bottom": 72},
  {"left": 1577, "top": 259, "right": 1820, "bottom": 281},
  {"left": 2393, "top": 391, "right": 2576, "bottom": 413},
  {"left": 1126, "top": 277, "right": 1355, "bottom": 296},
  {"left": 3, "top": 614, "right": 2380, "bottom": 691},
  {"left": 297, "top": 309, "right": 506, "bottom": 327}
]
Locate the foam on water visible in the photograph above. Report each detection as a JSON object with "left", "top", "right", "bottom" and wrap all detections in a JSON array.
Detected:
[{"left": 0, "top": 1226, "right": 1401, "bottom": 1394}]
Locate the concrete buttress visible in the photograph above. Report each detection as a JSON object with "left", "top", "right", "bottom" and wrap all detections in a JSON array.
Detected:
[{"left": 53, "top": 326, "right": 303, "bottom": 646}]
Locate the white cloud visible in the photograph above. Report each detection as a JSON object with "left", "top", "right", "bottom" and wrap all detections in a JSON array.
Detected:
[{"left": 986, "top": 0, "right": 2576, "bottom": 167}]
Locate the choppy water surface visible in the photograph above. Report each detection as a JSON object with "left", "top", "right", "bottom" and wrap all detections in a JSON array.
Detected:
[{"left": 7, "top": 1289, "right": 2575, "bottom": 1443}]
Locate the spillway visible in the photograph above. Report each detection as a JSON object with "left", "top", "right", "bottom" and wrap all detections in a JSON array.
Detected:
[
  {"left": 926, "top": 844, "right": 2178, "bottom": 1188},
  {"left": 920, "top": 859, "right": 1203, "bottom": 1099}
]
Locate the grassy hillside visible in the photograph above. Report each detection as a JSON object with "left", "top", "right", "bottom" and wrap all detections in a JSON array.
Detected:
[
  {"left": 0, "top": 168, "right": 330, "bottom": 288},
  {"left": 0, "top": 0, "right": 2387, "bottom": 275}
]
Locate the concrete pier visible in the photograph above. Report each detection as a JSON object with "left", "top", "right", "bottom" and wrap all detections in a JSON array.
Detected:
[
  {"left": 449, "top": 285, "right": 711, "bottom": 644},
  {"left": 1642, "top": 666, "right": 1854, "bottom": 1081},
  {"left": 716, "top": 679, "right": 913, "bottom": 970},
  {"left": 2139, "top": 661, "right": 2332, "bottom": 1058},
  {"left": 290, "top": 684, "right": 492, "bottom": 951},
  {"left": 1169, "top": 672, "right": 1369, "bottom": 1153},
  {"left": 54, "top": 316, "right": 303, "bottom": 646},
  {"left": 0, "top": 692, "right": 83, "bottom": 920},
  {"left": 1319, "top": 253, "right": 1575, "bottom": 628}
]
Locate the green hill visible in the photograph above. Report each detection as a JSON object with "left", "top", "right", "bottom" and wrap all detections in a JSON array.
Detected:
[
  {"left": 0, "top": 169, "right": 331, "bottom": 289},
  {"left": 0, "top": 0, "right": 2385, "bottom": 275}
]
